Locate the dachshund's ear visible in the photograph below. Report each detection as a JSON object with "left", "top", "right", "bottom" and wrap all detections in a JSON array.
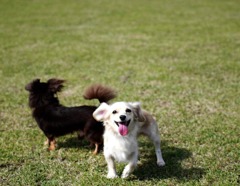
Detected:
[
  {"left": 131, "top": 102, "right": 146, "bottom": 122},
  {"left": 47, "top": 78, "right": 65, "bottom": 93},
  {"left": 25, "top": 79, "right": 40, "bottom": 91},
  {"left": 93, "top": 102, "right": 111, "bottom": 122}
]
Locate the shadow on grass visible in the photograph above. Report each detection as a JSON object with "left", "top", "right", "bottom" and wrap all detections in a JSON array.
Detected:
[
  {"left": 57, "top": 137, "right": 205, "bottom": 182},
  {"left": 57, "top": 137, "right": 103, "bottom": 152},
  {"left": 58, "top": 137, "right": 87, "bottom": 148},
  {"left": 133, "top": 140, "right": 205, "bottom": 181}
]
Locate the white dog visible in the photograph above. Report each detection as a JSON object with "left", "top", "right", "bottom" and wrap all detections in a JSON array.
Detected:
[{"left": 93, "top": 102, "right": 165, "bottom": 178}]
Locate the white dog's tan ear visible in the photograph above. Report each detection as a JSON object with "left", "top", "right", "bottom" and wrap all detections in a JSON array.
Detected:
[
  {"left": 93, "top": 102, "right": 111, "bottom": 122},
  {"left": 131, "top": 102, "right": 146, "bottom": 122}
]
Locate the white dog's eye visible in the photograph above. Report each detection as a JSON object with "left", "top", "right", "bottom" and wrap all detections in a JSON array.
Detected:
[
  {"left": 112, "top": 110, "right": 117, "bottom": 114},
  {"left": 126, "top": 108, "right": 131, "bottom": 113}
]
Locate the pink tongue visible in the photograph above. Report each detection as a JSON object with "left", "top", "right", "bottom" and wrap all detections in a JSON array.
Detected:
[{"left": 119, "top": 124, "right": 128, "bottom": 136}]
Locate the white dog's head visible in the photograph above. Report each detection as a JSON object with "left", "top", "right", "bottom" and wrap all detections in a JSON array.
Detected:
[{"left": 93, "top": 102, "right": 145, "bottom": 136}]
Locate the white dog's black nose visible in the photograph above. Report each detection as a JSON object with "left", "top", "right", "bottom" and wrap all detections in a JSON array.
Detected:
[{"left": 120, "top": 115, "right": 126, "bottom": 121}]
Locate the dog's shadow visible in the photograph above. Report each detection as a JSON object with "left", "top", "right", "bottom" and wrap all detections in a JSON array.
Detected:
[
  {"left": 58, "top": 137, "right": 205, "bottom": 182},
  {"left": 57, "top": 137, "right": 94, "bottom": 150},
  {"left": 133, "top": 140, "right": 205, "bottom": 181},
  {"left": 57, "top": 136, "right": 104, "bottom": 153}
]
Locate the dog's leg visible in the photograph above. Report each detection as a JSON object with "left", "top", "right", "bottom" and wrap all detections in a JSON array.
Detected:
[
  {"left": 121, "top": 153, "right": 138, "bottom": 178},
  {"left": 150, "top": 135, "right": 165, "bottom": 166},
  {"left": 105, "top": 155, "right": 118, "bottom": 178},
  {"left": 48, "top": 138, "right": 56, "bottom": 151},
  {"left": 93, "top": 143, "right": 99, "bottom": 155},
  {"left": 155, "top": 142, "right": 165, "bottom": 166},
  {"left": 121, "top": 162, "right": 137, "bottom": 178},
  {"left": 143, "top": 123, "right": 166, "bottom": 166}
]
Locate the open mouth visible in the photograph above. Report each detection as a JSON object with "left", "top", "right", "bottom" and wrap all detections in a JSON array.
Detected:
[
  {"left": 114, "top": 120, "right": 131, "bottom": 136},
  {"left": 114, "top": 120, "right": 131, "bottom": 127}
]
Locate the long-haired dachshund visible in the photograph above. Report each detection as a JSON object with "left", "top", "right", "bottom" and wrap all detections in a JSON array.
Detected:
[{"left": 25, "top": 78, "right": 116, "bottom": 154}]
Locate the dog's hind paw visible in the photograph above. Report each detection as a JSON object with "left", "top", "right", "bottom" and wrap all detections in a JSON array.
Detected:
[{"left": 157, "top": 160, "right": 165, "bottom": 166}]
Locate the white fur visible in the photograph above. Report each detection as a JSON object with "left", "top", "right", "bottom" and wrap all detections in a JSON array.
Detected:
[{"left": 93, "top": 102, "right": 165, "bottom": 178}]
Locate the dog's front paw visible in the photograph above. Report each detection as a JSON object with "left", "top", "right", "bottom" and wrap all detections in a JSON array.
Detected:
[
  {"left": 121, "top": 172, "right": 130, "bottom": 179},
  {"left": 107, "top": 172, "right": 118, "bottom": 179},
  {"left": 157, "top": 160, "right": 165, "bottom": 166}
]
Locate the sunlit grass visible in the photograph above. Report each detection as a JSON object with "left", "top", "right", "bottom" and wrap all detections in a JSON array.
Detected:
[{"left": 0, "top": 0, "right": 239, "bottom": 185}]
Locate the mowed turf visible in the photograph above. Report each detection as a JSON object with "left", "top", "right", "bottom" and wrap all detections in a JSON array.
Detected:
[{"left": 0, "top": 0, "right": 239, "bottom": 185}]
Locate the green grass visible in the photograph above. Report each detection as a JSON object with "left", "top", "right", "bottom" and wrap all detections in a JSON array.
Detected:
[{"left": 0, "top": 0, "right": 239, "bottom": 185}]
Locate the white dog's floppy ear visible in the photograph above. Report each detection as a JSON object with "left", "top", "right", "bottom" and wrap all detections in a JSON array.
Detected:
[
  {"left": 131, "top": 102, "right": 146, "bottom": 122},
  {"left": 93, "top": 102, "right": 111, "bottom": 122}
]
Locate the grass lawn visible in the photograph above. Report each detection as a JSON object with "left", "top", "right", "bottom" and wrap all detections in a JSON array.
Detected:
[{"left": 0, "top": 0, "right": 239, "bottom": 185}]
